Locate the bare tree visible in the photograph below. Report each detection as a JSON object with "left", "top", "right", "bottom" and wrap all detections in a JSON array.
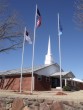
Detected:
[
  {"left": 73, "top": 0, "right": 83, "bottom": 30},
  {"left": 0, "top": 0, "right": 23, "bottom": 53}
]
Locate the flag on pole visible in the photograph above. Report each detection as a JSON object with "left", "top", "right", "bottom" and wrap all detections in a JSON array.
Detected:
[
  {"left": 36, "top": 8, "right": 41, "bottom": 27},
  {"left": 58, "top": 13, "right": 62, "bottom": 90},
  {"left": 31, "top": 5, "right": 42, "bottom": 94},
  {"left": 24, "top": 27, "right": 32, "bottom": 44},
  {"left": 59, "top": 18, "right": 62, "bottom": 35},
  {"left": 20, "top": 27, "right": 32, "bottom": 93}
]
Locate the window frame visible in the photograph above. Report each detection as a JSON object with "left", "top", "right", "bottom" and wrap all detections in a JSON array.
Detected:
[
  {"left": 38, "top": 75, "right": 42, "bottom": 81},
  {"left": 46, "top": 76, "right": 50, "bottom": 82}
]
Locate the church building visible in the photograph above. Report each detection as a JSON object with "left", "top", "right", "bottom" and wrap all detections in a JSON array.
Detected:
[{"left": 0, "top": 36, "right": 83, "bottom": 91}]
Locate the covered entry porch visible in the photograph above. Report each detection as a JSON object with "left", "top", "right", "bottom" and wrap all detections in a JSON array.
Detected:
[{"left": 50, "top": 71, "right": 75, "bottom": 89}]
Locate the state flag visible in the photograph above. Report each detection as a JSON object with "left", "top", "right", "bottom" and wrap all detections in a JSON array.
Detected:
[{"left": 59, "top": 19, "right": 62, "bottom": 35}]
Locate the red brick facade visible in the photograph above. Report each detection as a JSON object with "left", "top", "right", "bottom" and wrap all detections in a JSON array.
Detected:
[
  {"left": 0, "top": 73, "right": 83, "bottom": 91},
  {"left": 35, "top": 74, "right": 51, "bottom": 91},
  {"left": 76, "top": 82, "right": 83, "bottom": 90},
  {"left": 0, "top": 73, "right": 51, "bottom": 91}
]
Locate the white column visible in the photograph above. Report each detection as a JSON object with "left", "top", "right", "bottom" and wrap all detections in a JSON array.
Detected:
[{"left": 65, "top": 79, "right": 67, "bottom": 86}]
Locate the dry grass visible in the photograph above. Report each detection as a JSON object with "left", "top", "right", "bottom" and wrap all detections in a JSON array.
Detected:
[{"left": 0, "top": 90, "right": 83, "bottom": 102}]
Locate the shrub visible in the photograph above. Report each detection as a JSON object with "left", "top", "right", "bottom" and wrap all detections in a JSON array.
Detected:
[{"left": 63, "top": 86, "right": 71, "bottom": 91}]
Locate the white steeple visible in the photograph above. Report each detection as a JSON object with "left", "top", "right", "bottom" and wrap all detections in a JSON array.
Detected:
[{"left": 44, "top": 35, "right": 54, "bottom": 65}]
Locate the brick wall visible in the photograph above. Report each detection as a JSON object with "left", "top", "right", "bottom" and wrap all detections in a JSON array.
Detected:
[
  {"left": 0, "top": 75, "right": 20, "bottom": 90},
  {"left": 77, "top": 83, "right": 83, "bottom": 90},
  {"left": 34, "top": 74, "right": 51, "bottom": 91},
  {"left": 22, "top": 74, "right": 32, "bottom": 91},
  {"left": 0, "top": 74, "right": 32, "bottom": 91},
  {"left": 0, "top": 73, "right": 51, "bottom": 91}
]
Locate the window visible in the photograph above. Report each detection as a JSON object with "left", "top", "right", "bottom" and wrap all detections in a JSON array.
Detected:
[
  {"left": 38, "top": 75, "right": 42, "bottom": 81},
  {"left": 46, "top": 77, "right": 50, "bottom": 82}
]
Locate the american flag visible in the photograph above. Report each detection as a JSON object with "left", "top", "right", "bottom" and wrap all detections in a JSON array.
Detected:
[{"left": 36, "top": 8, "right": 41, "bottom": 27}]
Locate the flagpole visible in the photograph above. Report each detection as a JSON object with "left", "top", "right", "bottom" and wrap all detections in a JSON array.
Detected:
[
  {"left": 20, "top": 27, "right": 26, "bottom": 93},
  {"left": 58, "top": 13, "right": 62, "bottom": 90},
  {"left": 31, "top": 4, "right": 37, "bottom": 94}
]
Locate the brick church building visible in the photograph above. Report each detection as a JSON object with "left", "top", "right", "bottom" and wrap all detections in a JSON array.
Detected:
[{"left": 0, "top": 37, "right": 83, "bottom": 91}]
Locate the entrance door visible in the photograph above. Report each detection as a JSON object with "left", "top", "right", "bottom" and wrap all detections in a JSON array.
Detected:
[{"left": 51, "top": 77, "right": 60, "bottom": 88}]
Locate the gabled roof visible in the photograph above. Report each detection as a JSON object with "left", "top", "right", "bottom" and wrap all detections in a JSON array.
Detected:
[
  {"left": 50, "top": 71, "right": 75, "bottom": 78},
  {"left": 0, "top": 63, "right": 62, "bottom": 76}
]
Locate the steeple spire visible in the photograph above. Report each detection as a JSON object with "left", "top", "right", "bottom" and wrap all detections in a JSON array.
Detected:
[{"left": 44, "top": 35, "right": 54, "bottom": 65}]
